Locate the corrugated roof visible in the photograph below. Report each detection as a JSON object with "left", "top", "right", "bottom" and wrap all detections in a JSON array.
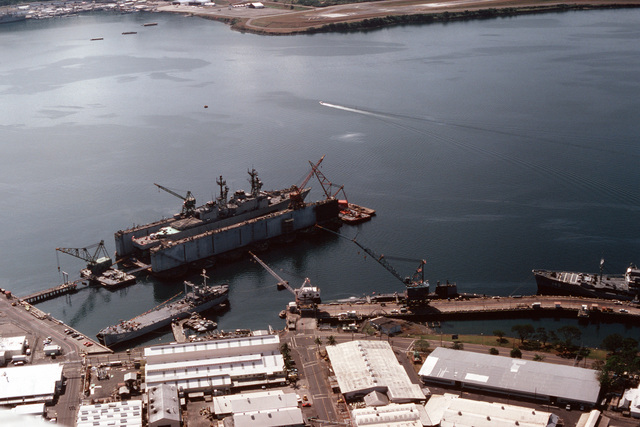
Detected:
[
  {"left": 0, "top": 363, "right": 63, "bottom": 403},
  {"left": 326, "top": 340, "right": 424, "bottom": 402},
  {"left": 419, "top": 347, "right": 600, "bottom": 404}
]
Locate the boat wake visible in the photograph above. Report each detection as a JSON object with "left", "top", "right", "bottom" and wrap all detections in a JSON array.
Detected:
[{"left": 318, "top": 100, "right": 640, "bottom": 207}]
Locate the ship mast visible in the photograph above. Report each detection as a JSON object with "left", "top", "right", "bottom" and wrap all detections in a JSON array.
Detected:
[
  {"left": 248, "top": 169, "right": 263, "bottom": 197},
  {"left": 216, "top": 176, "right": 229, "bottom": 209}
]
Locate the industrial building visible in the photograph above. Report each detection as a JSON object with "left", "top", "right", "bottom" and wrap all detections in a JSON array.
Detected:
[
  {"left": 148, "top": 384, "right": 180, "bottom": 427},
  {"left": 0, "top": 336, "right": 27, "bottom": 365},
  {"left": 211, "top": 389, "right": 304, "bottom": 426},
  {"left": 619, "top": 384, "right": 640, "bottom": 418},
  {"left": 0, "top": 363, "right": 64, "bottom": 406},
  {"left": 76, "top": 400, "right": 143, "bottom": 427},
  {"left": 326, "top": 340, "right": 425, "bottom": 403},
  {"left": 143, "top": 333, "right": 286, "bottom": 393},
  {"left": 351, "top": 403, "right": 425, "bottom": 427},
  {"left": 419, "top": 347, "right": 601, "bottom": 407},
  {"left": 423, "top": 393, "right": 559, "bottom": 427}
]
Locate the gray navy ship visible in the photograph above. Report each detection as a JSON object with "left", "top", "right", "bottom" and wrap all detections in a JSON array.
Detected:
[
  {"left": 115, "top": 168, "right": 311, "bottom": 261},
  {"left": 534, "top": 260, "right": 640, "bottom": 302},
  {"left": 97, "top": 273, "right": 229, "bottom": 347}
]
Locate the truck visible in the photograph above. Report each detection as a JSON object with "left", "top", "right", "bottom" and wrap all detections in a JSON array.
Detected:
[{"left": 43, "top": 344, "right": 62, "bottom": 356}]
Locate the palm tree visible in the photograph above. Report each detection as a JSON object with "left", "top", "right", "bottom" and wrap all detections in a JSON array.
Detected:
[
  {"left": 328, "top": 335, "right": 336, "bottom": 345},
  {"left": 314, "top": 337, "right": 322, "bottom": 349}
]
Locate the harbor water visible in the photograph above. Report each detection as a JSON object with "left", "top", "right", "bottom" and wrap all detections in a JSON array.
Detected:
[{"left": 0, "top": 10, "right": 639, "bottom": 347}]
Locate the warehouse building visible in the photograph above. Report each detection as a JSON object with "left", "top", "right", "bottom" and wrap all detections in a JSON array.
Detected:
[
  {"left": 143, "top": 334, "right": 285, "bottom": 393},
  {"left": 0, "top": 336, "right": 27, "bottom": 365},
  {"left": 423, "top": 393, "right": 559, "bottom": 427},
  {"left": 326, "top": 340, "right": 425, "bottom": 403},
  {"left": 419, "top": 347, "right": 600, "bottom": 407},
  {"left": 76, "top": 400, "right": 142, "bottom": 427},
  {"left": 0, "top": 363, "right": 64, "bottom": 405},
  {"left": 351, "top": 403, "right": 425, "bottom": 427},
  {"left": 148, "top": 384, "right": 180, "bottom": 427},
  {"left": 211, "top": 389, "right": 304, "bottom": 426}
]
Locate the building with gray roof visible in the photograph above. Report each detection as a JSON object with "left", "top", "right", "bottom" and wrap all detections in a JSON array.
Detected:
[{"left": 419, "top": 347, "right": 601, "bottom": 407}]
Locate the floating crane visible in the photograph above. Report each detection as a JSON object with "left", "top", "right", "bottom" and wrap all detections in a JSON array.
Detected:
[
  {"left": 249, "top": 252, "right": 320, "bottom": 305},
  {"left": 315, "top": 225, "right": 429, "bottom": 305},
  {"left": 289, "top": 155, "right": 325, "bottom": 210},
  {"left": 309, "top": 159, "right": 375, "bottom": 224},
  {"left": 154, "top": 183, "right": 197, "bottom": 217},
  {"left": 56, "top": 240, "right": 113, "bottom": 275}
]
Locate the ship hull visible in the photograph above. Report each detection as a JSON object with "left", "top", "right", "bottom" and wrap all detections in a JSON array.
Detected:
[
  {"left": 97, "top": 288, "right": 228, "bottom": 347},
  {"left": 534, "top": 270, "right": 638, "bottom": 301},
  {"left": 149, "top": 198, "right": 339, "bottom": 275}
]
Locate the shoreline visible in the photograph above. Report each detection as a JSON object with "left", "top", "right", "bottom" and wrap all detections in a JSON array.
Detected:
[{"left": 155, "top": 0, "right": 640, "bottom": 35}]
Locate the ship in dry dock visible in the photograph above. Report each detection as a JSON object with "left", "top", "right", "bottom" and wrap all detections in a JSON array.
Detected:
[
  {"left": 115, "top": 162, "right": 340, "bottom": 276},
  {"left": 534, "top": 260, "right": 640, "bottom": 301},
  {"left": 97, "top": 274, "right": 229, "bottom": 347}
]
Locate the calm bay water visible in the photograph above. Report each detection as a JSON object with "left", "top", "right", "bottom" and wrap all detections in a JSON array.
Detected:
[{"left": 1, "top": 10, "right": 639, "bottom": 347}]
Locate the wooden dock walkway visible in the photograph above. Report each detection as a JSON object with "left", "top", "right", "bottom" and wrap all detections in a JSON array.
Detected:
[{"left": 21, "top": 280, "right": 84, "bottom": 304}]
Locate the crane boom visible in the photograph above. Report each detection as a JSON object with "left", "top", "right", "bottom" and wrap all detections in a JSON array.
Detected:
[
  {"left": 154, "top": 183, "right": 196, "bottom": 217},
  {"left": 249, "top": 252, "right": 295, "bottom": 295},
  {"left": 56, "top": 240, "right": 113, "bottom": 274},
  {"left": 289, "top": 156, "right": 325, "bottom": 209},
  {"left": 315, "top": 225, "right": 426, "bottom": 287}
]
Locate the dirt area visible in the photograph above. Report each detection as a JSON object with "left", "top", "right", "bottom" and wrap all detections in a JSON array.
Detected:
[{"left": 157, "top": 0, "right": 640, "bottom": 34}]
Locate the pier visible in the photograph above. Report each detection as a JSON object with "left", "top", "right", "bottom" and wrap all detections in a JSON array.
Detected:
[
  {"left": 311, "top": 294, "right": 640, "bottom": 325},
  {"left": 21, "top": 280, "right": 83, "bottom": 304}
]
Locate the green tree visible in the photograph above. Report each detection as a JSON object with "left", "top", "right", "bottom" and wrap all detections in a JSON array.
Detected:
[
  {"left": 510, "top": 348, "right": 522, "bottom": 358},
  {"left": 281, "top": 342, "right": 291, "bottom": 356},
  {"left": 557, "top": 325, "right": 581, "bottom": 348},
  {"left": 451, "top": 341, "right": 464, "bottom": 350},
  {"left": 493, "top": 330, "right": 506, "bottom": 344},
  {"left": 327, "top": 335, "right": 337, "bottom": 345},
  {"left": 601, "top": 333, "right": 624, "bottom": 353},
  {"left": 414, "top": 339, "right": 430, "bottom": 352},
  {"left": 535, "top": 327, "right": 549, "bottom": 347},
  {"left": 489, "top": 348, "right": 499, "bottom": 355},
  {"left": 511, "top": 324, "right": 535, "bottom": 343},
  {"left": 533, "top": 354, "right": 545, "bottom": 361}
]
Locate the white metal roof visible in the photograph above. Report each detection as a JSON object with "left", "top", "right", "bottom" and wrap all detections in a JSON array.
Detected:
[
  {"left": 144, "top": 334, "right": 280, "bottom": 362},
  {"left": 352, "top": 403, "right": 422, "bottom": 427},
  {"left": 144, "top": 335, "right": 284, "bottom": 391},
  {"left": 233, "top": 407, "right": 303, "bottom": 427},
  {"left": 0, "top": 364, "right": 63, "bottom": 405},
  {"left": 76, "top": 400, "right": 143, "bottom": 427},
  {"left": 424, "top": 393, "right": 558, "bottom": 427},
  {"left": 419, "top": 347, "right": 600, "bottom": 404},
  {"left": 326, "top": 340, "right": 424, "bottom": 402}
]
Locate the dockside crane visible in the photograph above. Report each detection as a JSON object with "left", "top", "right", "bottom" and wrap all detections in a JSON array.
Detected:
[
  {"left": 289, "top": 155, "right": 325, "bottom": 209},
  {"left": 56, "top": 240, "right": 113, "bottom": 275},
  {"left": 316, "top": 225, "right": 429, "bottom": 305},
  {"left": 249, "top": 252, "right": 321, "bottom": 305},
  {"left": 154, "top": 183, "right": 197, "bottom": 217}
]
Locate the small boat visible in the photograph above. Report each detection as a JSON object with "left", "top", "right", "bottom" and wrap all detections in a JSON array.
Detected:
[
  {"left": 122, "top": 31, "right": 137, "bottom": 35},
  {"left": 143, "top": 22, "right": 158, "bottom": 26},
  {"left": 90, "top": 37, "right": 104, "bottom": 41}
]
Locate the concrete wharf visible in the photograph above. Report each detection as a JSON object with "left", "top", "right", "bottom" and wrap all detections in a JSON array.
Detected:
[
  {"left": 314, "top": 294, "right": 640, "bottom": 324},
  {"left": 20, "top": 280, "right": 83, "bottom": 304}
]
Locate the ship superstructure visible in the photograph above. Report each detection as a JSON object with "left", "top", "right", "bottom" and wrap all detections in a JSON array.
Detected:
[{"left": 115, "top": 169, "right": 311, "bottom": 258}]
